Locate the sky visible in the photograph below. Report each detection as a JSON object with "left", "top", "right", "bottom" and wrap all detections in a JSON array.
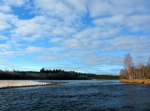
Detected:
[{"left": 0, "top": 0, "right": 150, "bottom": 75}]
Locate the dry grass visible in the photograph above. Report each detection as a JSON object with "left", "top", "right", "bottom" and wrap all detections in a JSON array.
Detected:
[
  {"left": 0, "top": 80, "right": 56, "bottom": 89},
  {"left": 120, "top": 79, "right": 150, "bottom": 84}
]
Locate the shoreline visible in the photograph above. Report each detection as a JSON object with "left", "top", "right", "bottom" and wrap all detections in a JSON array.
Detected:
[
  {"left": 120, "top": 79, "right": 150, "bottom": 84},
  {"left": 0, "top": 80, "right": 67, "bottom": 89}
]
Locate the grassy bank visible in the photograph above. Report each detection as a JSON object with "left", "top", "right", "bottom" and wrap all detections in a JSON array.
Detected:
[{"left": 120, "top": 79, "right": 150, "bottom": 84}]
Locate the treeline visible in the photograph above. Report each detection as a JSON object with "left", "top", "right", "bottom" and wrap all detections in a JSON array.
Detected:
[
  {"left": 0, "top": 68, "right": 89, "bottom": 80},
  {"left": 120, "top": 53, "right": 150, "bottom": 79},
  {"left": 89, "top": 75, "right": 119, "bottom": 80}
]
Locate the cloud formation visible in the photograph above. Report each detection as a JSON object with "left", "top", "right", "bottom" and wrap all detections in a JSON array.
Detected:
[{"left": 0, "top": 0, "right": 150, "bottom": 74}]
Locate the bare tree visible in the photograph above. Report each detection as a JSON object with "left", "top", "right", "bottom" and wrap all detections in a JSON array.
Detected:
[
  {"left": 147, "top": 57, "right": 150, "bottom": 67},
  {"left": 120, "top": 54, "right": 150, "bottom": 80},
  {"left": 124, "top": 53, "right": 133, "bottom": 79},
  {"left": 120, "top": 69, "right": 127, "bottom": 79},
  {"left": 147, "top": 57, "right": 150, "bottom": 79},
  {"left": 124, "top": 53, "right": 133, "bottom": 69}
]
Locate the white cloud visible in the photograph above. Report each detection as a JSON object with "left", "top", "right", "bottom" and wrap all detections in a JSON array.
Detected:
[
  {"left": 33, "top": 0, "right": 85, "bottom": 28},
  {"left": 81, "top": 54, "right": 123, "bottom": 66},
  {"left": 0, "top": 44, "right": 11, "bottom": 51},
  {"left": 0, "top": 22, "right": 10, "bottom": 31},
  {"left": 88, "top": 0, "right": 150, "bottom": 18},
  {"left": 37, "top": 55, "right": 65, "bottom": 62},
  {"left": 125, "top": 15, "right": 150, "bottom": 25},
  {"left": 52, "top": 27, "right": 76, "bottom": 36},
  {"left": 0, "top": 51, "right": 15, "bottom": 57},
  {"left": 64, "top": 0, "right": 88, "bottom": 15},
  {"left": 11, "top": 15, "right": 77, "bottom": 42},
  {"left": 111, "top": 0, "right": 150, "bottom": 14},
  {"left": 26, "top": 46, "right": 46, "bottom": 53},
  {"left": 93, "top": 15, "right": 124, "bottom": 26},
  {"left": 1, "top": 0, "right": 29, "bottom": 7},
  {"left": 34, "top": 0, "right": 72, "bottom": 17},
  {"left": 0, "top": 12, "right": 17, "bottom": 30},
  {"left": 0, "top": 35, "right": 9, "bottom": 41},
  {"left": 49, "top": 37, "right": 63, "bottom": 43},
  {"left": 73, "top": 26, "right": 120, "bottom": 40},
  {"left": 48, "top": 26, "right": 120, "bottom": 56},
  {"left": 62, "top": 39, "right": 82, "bottom": 49},
  {"left": 0, "top": 0, "right": 29, "bottom": 13},
  {"left": 88, "top": 0, "right": 113, "bottom": 17},
  {"left": 0, "top": 5, "right": 12, "bottom": 13},
  {"left": 106, "top": 36, "right": 150, "bottom": 52},
  {"left": 13, "top": 19, "right": 51, "bottom": 36},
  {"left": 26, "top": 46, "right": 64, "bottom": 54},
  {"left": 125, "top": 14, "right": 150, "bottom": 32}
]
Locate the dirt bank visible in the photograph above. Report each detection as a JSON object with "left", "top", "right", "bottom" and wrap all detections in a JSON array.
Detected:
[{"left": 120, "top": 79, "right": 150, "bottom": 84}]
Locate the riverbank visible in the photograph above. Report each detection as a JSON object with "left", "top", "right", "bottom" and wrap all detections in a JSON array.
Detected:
[
  {"left": 0, "top": 80, "right": 66, "bottom": 89},
  {"left": 120, "top": 79, "right": 150, "bottom": 84}
]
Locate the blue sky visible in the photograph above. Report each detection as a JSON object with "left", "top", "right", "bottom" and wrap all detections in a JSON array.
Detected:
[{"left": 0, "top": 0, "right": 150, "bottom": 75}]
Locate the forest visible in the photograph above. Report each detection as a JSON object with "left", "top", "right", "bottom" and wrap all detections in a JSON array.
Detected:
[
  {"left": 120, "top": 53, "right": 150, "bottom": 79},
  {"left": 89, "top": 75, "right": 119, "bottom": 80},
  {"left": 0, "top": 68, "right": 88, "bottom": 80}
]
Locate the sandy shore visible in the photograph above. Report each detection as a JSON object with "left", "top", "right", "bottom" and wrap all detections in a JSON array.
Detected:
[
  {"left": 0, "top": 80, "right": 65, "bottom": 89},
  {"left": 120, "top": 79, "right": 150, "bottom": 84}
]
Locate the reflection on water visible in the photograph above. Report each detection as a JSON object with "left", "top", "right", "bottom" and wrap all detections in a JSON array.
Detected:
[
  {"left": 0, "top": 80, "right": 150, "bottom": 111},
  {"left": 124, "top": 84, "right": 135, "bottom": 109}
]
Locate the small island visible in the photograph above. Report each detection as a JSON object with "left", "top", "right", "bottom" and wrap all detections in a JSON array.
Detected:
[{"left": 120, "top": 53, "right": 150, "bottom": 84}]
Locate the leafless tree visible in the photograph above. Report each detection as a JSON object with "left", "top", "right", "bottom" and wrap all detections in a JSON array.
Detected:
[
  {"left": 124, "top": 53, "right": 133, "bottom": 79},
  {"left": 124, "top": 53, "right": 133, "bottom": 69},
  {"left": 120, "top": 54, "right": 150, "bottom": 79},
  {"left": 147, "top": 57, "right": 150, "bottom": 67}
]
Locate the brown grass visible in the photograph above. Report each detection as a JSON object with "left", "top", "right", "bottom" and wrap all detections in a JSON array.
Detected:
[{"left": 120, "top": 79, "right": 150, "bottom": 84}]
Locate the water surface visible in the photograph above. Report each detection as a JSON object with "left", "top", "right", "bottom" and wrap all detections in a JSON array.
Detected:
[{"left": 0, "top": 80, "right": 150, "bottom": 111}]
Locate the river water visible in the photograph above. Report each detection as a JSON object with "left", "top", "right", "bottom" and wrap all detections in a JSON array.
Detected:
[{"left": 0, "top": 80, "right": 150, "bottom": 111}]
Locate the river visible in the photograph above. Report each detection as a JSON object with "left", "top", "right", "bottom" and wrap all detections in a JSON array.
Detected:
[{"left": 0, "top": 80, "right": 150, "bottom": 111}]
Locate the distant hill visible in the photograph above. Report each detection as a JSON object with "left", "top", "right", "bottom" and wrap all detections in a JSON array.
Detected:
[{"left": 86, "top": 73, "right": 97, "bottom": 77}]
